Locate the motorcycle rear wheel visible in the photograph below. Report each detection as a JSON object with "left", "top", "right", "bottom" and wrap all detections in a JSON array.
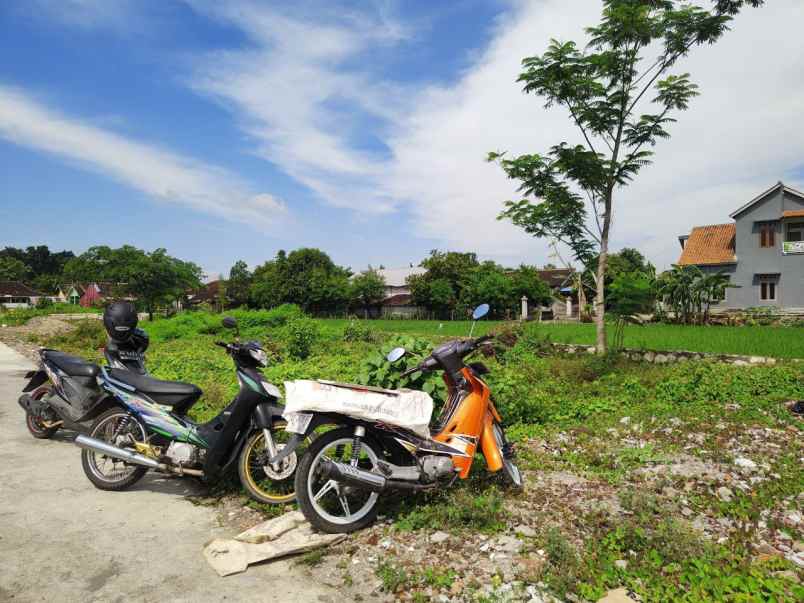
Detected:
[
  {"left": 25, "top": 387, "right": 59, "bottom": 439},
  {"left": 295, "top": 427, "right": 382, "bottom": 534},
  {"left": 81, "top": 408, "right": 148, "bottom": 491}
]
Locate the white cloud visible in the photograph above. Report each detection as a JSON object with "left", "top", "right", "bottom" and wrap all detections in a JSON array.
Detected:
[
  {"left": 0, "top": 85, "right": 286, "bottom": 227},
  {"left": 184, "top": 0, "right": 410, "bottom": 214},
  {"left": 386, "top": 0, "right": 804, "bottom": 269}
]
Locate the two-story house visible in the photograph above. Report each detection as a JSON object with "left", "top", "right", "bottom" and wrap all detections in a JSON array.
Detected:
[{"left": 677, "top": 181, "right": 804, "bottom": 311}]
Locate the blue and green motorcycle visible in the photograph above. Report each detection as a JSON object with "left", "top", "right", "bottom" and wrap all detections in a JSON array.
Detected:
[{"left": 74, "top": 316, "right": 305, "bottom": 504}]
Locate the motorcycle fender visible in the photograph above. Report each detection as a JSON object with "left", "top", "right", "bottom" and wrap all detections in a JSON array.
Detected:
[
  {"left": 22, "top": 370, "right": 48, "bottom": 392},
  {"left": 253, "top": 403, "right": 284, "bottom": 429},
  {"left": 267, "top": 413, "right": 345, "bottom": 464},
  {"left": 480, "top": 410, "right": 503, "bottom": 473}
]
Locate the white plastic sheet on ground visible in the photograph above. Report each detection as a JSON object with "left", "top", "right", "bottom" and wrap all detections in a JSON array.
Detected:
[
  {"left": 283, "top": 379, "right": 433, "bottom": 439},
  {"left": 203, "top": 511, "right": 345, "bottom": 577}
]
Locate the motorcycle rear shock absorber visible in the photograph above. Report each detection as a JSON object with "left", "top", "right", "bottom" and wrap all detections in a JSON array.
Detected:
[{"left": 350, "top": 425, "right": 365, "bottom": 467}]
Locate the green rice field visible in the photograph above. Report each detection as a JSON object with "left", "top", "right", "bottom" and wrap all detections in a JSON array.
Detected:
[{"left": 323, "top": 319, "right": 804, "bottom": 359}]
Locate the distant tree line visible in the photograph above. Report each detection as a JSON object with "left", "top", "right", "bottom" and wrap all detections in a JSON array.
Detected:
[
  {"left": 8, "top": 242, "right": 722, "bottom": 324},
  {"left": 218, "top": 247, "right": 557, "bottom": 319},
  {"left": 1, "top": 244, "right": 202, "bottom": 320}
]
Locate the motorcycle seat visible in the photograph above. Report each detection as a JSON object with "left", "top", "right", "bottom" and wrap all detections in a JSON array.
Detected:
[
  {"left": 108, "top": 368, "right": 202, "bottom": 415},
  {"left": 43, "top": 350, "right": 100, "bottom": 378}
]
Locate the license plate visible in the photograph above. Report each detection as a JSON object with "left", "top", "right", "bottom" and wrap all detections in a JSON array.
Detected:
[{"left": 284, "top": 412, "right": 313, "bottom": 434}]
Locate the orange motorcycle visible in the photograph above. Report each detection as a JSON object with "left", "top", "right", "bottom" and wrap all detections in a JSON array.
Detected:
[{"left": 276, "top": 304, "right": 523, "bottom": 533}]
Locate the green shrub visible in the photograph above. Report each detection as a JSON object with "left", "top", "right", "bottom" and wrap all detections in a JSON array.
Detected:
[
  {"left": 146, "top": 312, "right": 224, "bottom": 341},
  {"left": 230, "top": 304, "right": 303, "bottom": 329},
  {"left": 655, "top": 362, "right": 804, "bottom": 406},
  {"left": 342, "top": 319, "right": 378, "bottom": 343},
  {"left": 282, "top": 316, "right": 319, "bottom": 359},
  {"left": 358, "top": 336, "right": 447, "bottom": 403},
  {"left": 36, "top": 297, "right": 54, "bottom": 309}
]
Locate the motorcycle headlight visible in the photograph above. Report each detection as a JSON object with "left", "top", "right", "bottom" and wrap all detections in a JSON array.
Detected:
[
  {"left": 249, "top": 347, "right": 268, "bottom": 367},
  {"left": 261, "top": 380, "right": 282, "bottom": 399}
]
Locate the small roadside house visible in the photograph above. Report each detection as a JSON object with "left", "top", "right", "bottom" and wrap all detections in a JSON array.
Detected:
[{"left": 0, "top": 281, "right": 43, "bottom": 309}]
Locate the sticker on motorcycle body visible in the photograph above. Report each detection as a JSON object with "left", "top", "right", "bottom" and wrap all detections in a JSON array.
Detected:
[{"left": 284, "top": 412, "right": 313, "bottom": 434}]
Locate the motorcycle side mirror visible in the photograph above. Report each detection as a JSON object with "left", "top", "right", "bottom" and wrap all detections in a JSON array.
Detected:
[
  {"left": 469, "top": 303, "right": 489, "bottom": 338},
  {"left": 387, "top": 347, "right": 406, "bottom": 363},
  {"left": 472, "top": 304, "right": 490, "bottom": 320}
]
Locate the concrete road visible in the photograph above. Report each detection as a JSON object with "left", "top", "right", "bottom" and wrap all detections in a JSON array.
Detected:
[{"left": 0, "top": 342, "right": 335, "bottom": 602}]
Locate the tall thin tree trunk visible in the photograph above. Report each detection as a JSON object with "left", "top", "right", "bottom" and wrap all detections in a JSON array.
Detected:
[{"left": 594, "top": 196, "right": 613, "bottom": 354}]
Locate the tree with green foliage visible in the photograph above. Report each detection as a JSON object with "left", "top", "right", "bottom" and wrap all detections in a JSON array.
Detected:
[
  {"left": 350, "top": 269, "right": 386, "bottom": 318},
  {"left": 696, "top": 270, "right": 731, "bottom": 323},
  {"left": 0, "top": 245, "right": 73, "bottom": 291},
  {"left": 459, "top": 262, "right": 514, "bottom": 318},
  {"left": 607, "top": 270, "right": 655, "bottom": 349},
  {"left": 656, "top": 264, "right": 730, "bottom": 325},
  {"left": 248, "top": 248, "right": 351, "bottom": 315},
  {"left": 510, "top": 264, "right": 554, "bottom": 309},
  {"left": 0, "top": 256, "right": 31, "bottom": 281},
  {"left": 64, "top": 245, "right": 202, "bottom": 320},
  {"left": 490, "top": 0, "right": 763, "bottom": 352},
  {"left": 582, "top": 247, "right": 656, "bottom": 309},
  {"left": 250, "top": 251, "right": 286, "bottom": 309},
  {"left": 227, "top": 260, "right": 252, "bottom": 308},
  {"left": 407, "top": 250, "right": 479, "bottom": 318},
  {"left": 122, "top": 249, "right": 203, "bottom": 320}
]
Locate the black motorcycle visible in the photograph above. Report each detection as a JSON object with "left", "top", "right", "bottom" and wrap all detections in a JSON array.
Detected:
[
  {"left": 18, "top": 327, "right": 150, "bottom": 439},
  {"left": 72, "top": 317, "right": 305, "bottom": 504}
]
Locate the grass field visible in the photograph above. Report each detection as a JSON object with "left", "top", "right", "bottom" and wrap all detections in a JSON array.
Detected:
[{"left": 322, "top": 319, "right": 804, "bottom": 359}]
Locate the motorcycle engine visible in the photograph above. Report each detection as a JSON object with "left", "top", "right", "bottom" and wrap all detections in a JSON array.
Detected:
[
  {"left": 421, "top": 456, "right": 454, "bottom": 481},
  {"left": 165, "top": 442, "right": 199, "bottom": 466}
]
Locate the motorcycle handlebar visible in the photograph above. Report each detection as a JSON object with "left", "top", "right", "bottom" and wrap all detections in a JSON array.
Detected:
[
  {"left": 399, "top": 334, "right": 494, "bottom": 378},
  {"left": 400, "top": 365, "right": 419, "bottom": 378}
]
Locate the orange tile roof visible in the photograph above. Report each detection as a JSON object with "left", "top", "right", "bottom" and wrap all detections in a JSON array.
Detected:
[
  {"left": 782, "top": 209, "right": 804, "bottom": 218},
  {"left": 677, "top": 223, "right": 736, "bottom": 266}
]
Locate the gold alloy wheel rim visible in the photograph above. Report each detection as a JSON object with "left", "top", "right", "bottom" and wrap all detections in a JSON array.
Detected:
[{"left": 242, "top": 423, "right": 300, "bottom": 503}]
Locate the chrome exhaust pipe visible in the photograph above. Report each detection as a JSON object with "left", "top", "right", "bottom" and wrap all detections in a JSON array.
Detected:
[
  {"left": 319, "top": 458, "right": 387, "bottom": 492},
  {"left": 74, "top": 434, "right": 161, "bottom": 469},
  {"left": 74, "top": 434, "right": 205, "bottom": 476}
]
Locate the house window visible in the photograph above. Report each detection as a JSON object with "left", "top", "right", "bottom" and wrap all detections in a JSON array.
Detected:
[
  {"left": 787, "top": 221, "right": 804, "bottom": 242},
  {"left": 759, "top": 278, "right": 777, "bottom": 302},
  {"left": 759, "top": 223, "right": 775, "bottom": 248}
]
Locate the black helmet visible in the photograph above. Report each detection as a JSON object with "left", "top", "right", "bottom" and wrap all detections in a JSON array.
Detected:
[{"left": 103, "top": 301, "right": 138, "bottom": 342}]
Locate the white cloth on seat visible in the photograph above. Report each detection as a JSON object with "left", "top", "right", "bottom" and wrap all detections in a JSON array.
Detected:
[{"left": 283, "top": 379, "right": 433, "bottom": 439}]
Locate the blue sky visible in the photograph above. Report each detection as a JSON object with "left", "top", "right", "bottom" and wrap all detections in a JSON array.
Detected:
[{"left": 2, "top": 1, "right": 803, "bottom": 278}]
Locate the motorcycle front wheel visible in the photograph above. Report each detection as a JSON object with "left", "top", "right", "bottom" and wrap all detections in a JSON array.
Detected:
[
  {"left": 81, "top": 408, "right": 148, "bottom": 491},
  {"left": 238, "top": 422, "right": 310, "bottom": 505},
  {"left": 493, "top": 421, "right": 524, "bottom": 491},
  {"left": 294, "top": 427, "right": 382, "bottom": 534}
]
